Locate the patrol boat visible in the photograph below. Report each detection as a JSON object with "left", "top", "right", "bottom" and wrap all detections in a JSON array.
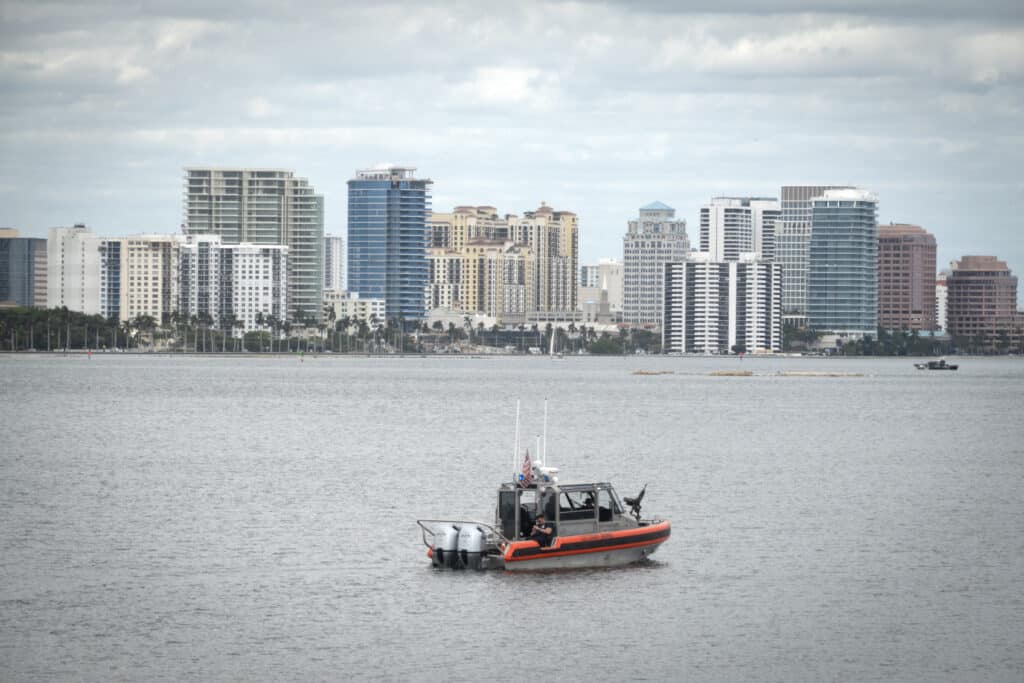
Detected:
[{"left": 417, "top": 405, "right": 670, "bottom": 571}]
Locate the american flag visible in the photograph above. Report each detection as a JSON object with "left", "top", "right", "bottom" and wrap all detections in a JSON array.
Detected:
[{"left": 519, "top": 449, "right": 533, "bottom": 488}]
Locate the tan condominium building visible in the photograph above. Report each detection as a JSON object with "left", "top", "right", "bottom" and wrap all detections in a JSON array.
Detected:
[
  {"left": 507, "top": 203, "right": 578, "bottom": 315},
  {"left": 946, "top": 255, "right": 1021, "bottom": 351},
  {"left": 121, "top": 234, "right": 182, "bottom": 325},
  {"left": 877, "top": 223, "right": 937, "bottom": 331},
  {"left": 428, "top": 206, "right": 508, "bottom": 250},
  {"left": 426, "top": 203, "right": 576, "bottom": 321},
  {"left": 426, "top": 241, "right": 535, "bottom": 320}
]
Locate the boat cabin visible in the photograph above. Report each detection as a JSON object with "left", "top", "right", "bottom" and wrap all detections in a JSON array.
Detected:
[{"left": 495, "top": 482, "right": 635, "bottom": 541}]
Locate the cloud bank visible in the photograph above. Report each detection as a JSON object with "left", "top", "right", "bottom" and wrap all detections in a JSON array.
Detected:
[{"left": 1, "top": 1, "right": 1021, "bottom": 293}]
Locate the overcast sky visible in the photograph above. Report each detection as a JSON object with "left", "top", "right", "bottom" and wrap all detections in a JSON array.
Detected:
[{"left": 2, "top": 0, "right": 1022, "bottom": 296}]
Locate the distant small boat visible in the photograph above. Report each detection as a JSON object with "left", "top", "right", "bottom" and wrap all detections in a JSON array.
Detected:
[{"left": 914, "top": 359, "right": 958, "bottom": 371}]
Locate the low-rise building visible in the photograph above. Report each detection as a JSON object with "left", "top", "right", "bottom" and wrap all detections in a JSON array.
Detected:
[{"left": 324, "top": 289, "right": 386, "bottom": 325}]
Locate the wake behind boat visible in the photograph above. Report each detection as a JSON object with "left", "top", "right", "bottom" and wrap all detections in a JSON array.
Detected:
[{"left": 417, "top": 404, "right": 670, "bottom": 571}]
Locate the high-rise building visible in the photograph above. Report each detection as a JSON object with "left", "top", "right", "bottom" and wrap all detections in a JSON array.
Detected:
[
  {"left": 98, "top": 239, "right": 121, "bottom": 321},
  {"left": 0, "top": 229, "right": 47, "bottom": 307},
  {"left": 663, "top": 253, "right": 783, "bottom": 354},
  {"left": 877, "top": 223, "right": 937, "bottom": 331},
  {"left": 424, "top": 203, "right": 575, "bottom": 322},
  {"left": 347, "top": 166, "right": 432, "bottom": 321},
  {"left": 507, "top": 204, "right": 578, "bottom": 316},
  {"left": 623, "top": 201, "right": 690, "bottom": 329},
  {"left": 178, "top": 235, "right": 287, "bottom": 335},
  {"left": 777, "top": 185, "right": 853, "bottom": 326},
  {"left": 120, "top": 234, "right": 181, "bottom": 324},
  {"left": 324, "top": 235, "right": 345, "bottom": 292},
  {"left": 47, "top": 224, "right": 102, "bottom": 314},
  {"left": 935, "top": 271, "right": 948, "bottom": 331},
  {"left": 807, "top": 189, "right": 879, "bottom": 337},
  {"left": 699, "top": 197, "right": 780, "bottom": 262},
  {"left": 428, "top": 206, "right": 507, "bottom": 249},
  {"left": 184, "top": 168, "right": 323, "bottom": 322},
  {"left": 946, "top": 255, "right": 1020, "bottom": 351},
  {"left": 426, "top": 240, "right": 534, "bottom": 319}
]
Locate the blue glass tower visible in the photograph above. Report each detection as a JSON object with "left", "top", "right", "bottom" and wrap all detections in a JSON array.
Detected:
[
  {"left": 808, "top": 189, "right": 878, "bottom": 336},
  {"left": 347, "top": 167, "right": 432, "bottom": 322}
]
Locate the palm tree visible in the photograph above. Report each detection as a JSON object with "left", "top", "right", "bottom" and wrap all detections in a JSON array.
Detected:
[
  {"left": 255, "top": 311, "right": 267, "bottom": 351},
  {"left": 267, "top": 315, "right": 280, "bottom": 352},
  {"left": 220, "top": 314, "right": 236, "bottom": 353},
  {"left": 324, "top": 303, "right": 336, "bottom": 352},
  {"left": 134, "top": 315, "right": 158, "bottom": 349},
  {"left": 282, "top": 320, "right": 293, "bottom": 352},
  {"left": 356, "top": 318, "right": 370, "bottom": 353}
]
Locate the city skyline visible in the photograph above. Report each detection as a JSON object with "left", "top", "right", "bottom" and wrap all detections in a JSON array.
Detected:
[{"left": 1, "top": 2, "right": 1022, "bottom": 303}]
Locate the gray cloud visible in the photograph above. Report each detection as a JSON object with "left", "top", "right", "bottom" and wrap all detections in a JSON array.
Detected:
[{"left": 1, "top": 1, "right": 1022, "bottom": 301}]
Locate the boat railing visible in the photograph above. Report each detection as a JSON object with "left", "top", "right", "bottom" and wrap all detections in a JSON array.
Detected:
[{"left": 416, "top": 519, "right": 511, "bottom": 549}]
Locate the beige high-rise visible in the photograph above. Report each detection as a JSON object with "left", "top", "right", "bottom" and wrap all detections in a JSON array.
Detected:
[
  {"left": 120, "top": 234, "right": 182, "bottom": 324},
  {"left": 507, "top": 204, "right": 578, "bottom": 315},
  {"left": 426, "top": 203, "right": 576, "bottom": 321},
  {"left": 946, "top": 255, "right": 1021, "bottom": 351},
  {"left": 877, "top": 223, "right": 937, "bottom": 331}
]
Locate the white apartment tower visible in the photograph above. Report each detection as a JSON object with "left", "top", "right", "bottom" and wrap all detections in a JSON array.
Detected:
[
  {"left": 623, "top": 201, "right": 690, "bottom": 329},
  {"left": 47, "top": 225, "right": 102, "bottom": 315},
  {"left": 663, "top": 253, "right": 783, "bottom": 354},
  {"left": 700, "top": 197, "right": 781, "bottom": 261},
  {"left": 178, "top": 235, "right": 288, "bottom": 336},
  {"left": 184, "top": 168, "right": 323, "bottom": 323},
  {"left": 324, "top": 235, "right": 345, "bottom": 291},
  {"left": 935, "top": 271, "right": 948, "bottom": 331}
]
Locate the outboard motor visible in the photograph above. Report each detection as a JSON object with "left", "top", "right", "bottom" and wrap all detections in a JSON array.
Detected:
[
  {"left": 434, "top": 524, "right": 461, "bottom": 569},
  {"left": 457, "top": 525, "right": 486, "bottom": 570}
]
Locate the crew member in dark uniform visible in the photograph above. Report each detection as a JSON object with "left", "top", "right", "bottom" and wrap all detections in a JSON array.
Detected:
[{"left": 530, "top": 514, "right": 554, "bottom": 547}]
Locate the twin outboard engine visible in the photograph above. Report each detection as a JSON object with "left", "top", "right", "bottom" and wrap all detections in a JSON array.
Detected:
[
  {"left": 432, "top": 524, "right": 461, "bottom": 569},
  {"left": 457, "top": 525, "right": 487, "bottom": 570},
  {"left": 430, "top": 523, "right": 491, "bottom": 570}
]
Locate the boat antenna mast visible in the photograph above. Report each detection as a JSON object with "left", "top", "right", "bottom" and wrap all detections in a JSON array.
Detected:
[
  {"left": 512, "top": 400, "right": 521, "bottom": 481},
  {"left": 542, "top": 398, "right": 548, "bottom": 467}
]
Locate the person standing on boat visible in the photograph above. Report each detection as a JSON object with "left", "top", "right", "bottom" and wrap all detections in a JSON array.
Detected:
[{"left": 531, "top": 515, "right": 554, "bottom": 547}]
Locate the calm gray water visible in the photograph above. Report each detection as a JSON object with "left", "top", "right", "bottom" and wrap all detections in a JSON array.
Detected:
[{"left": 1, "top": 354, "right": 1022, "bottom": 681}]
